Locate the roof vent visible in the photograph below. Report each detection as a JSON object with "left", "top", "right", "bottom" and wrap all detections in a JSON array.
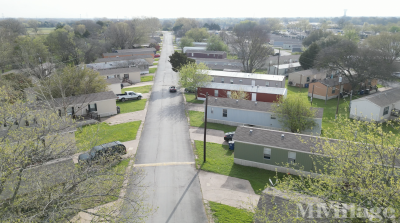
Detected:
[
  {"left": 236, "top": 100, "right": 238, "bottom": 103},
  {"left": 249, "top": 129, "right": 253, "bottom": 134},
  {"left": 281, "top": 134, "right": 284, "bottom": 140},
  {"left": 215, "top": 98, "right": 217, "bottom": 101}
]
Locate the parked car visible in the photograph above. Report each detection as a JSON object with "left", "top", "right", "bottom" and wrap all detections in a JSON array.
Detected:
[
  {"left": 116, "top": 91, "right": 142, "bottom": 102},
  {"left": 154, "top": 54, "right": 160, "bottom": 58},
  {"left": 224, "top": 132, "right": 235, "bottom": 141},
  {"left": 78, "top": 141, "right": 127, "bottom": 164},
  {"left": 169, "top": 86, "right": 177, "bottom": 92},
  {"left": 184, "top": 87, "right": 196, "bottom": 93}
]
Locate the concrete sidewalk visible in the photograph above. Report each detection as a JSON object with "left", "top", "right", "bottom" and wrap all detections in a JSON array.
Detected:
[
  {"left": 186, "top": 103, "right": 204, "bottom": 112},
  {"left": 189, "top": 127, "right": 227, "bottom": 145},
  {"left": 199, "top": 171, "right": 260, "bottom": 211}
]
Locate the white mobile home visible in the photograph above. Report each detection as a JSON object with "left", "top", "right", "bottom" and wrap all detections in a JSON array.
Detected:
[{"left": 350, "top": 88, "right": 400, "bottom": 122}]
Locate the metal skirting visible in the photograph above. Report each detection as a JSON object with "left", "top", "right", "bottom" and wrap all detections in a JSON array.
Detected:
[{"left": 234, "top": 158, "right": 320, "bottom": 178}]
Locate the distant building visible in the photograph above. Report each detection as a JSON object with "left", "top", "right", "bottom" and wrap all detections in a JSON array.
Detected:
[
  {"left": 96, "top": 55, "right": 154, "bottom": 65},
  {"left": 187, "top": 50, "right": 227, "bottom": 59},
  {"left": 197, "top": 82, "right": 287, "bottom": 102},
  {"left": 209, "top": 70, "right": 285, "bottom": 88},
  {"left": 194, "top": 58, "right": 243, "bottom": 71},
  {"left": 269, "top": 62, "right": 302, "bottom": 75},
  {"left": 288, "top": 69, "right": 328, "bottom": 87},
  {"left": 98, "top": 67, "right": 141, "bottom": 83},
  {"left": 87, "top": 58, "right": 149, "bottom": 75},
  {"left": 183, "top": 47, "right": 207, "bottom": 53}
]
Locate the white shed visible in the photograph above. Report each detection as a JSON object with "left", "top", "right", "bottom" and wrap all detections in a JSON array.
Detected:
[{"left": 350, "top": 88, "right": 400, "bottom": 122}]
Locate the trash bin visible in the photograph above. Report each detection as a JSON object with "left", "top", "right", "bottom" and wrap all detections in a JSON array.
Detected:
[
  {"left": 304, "top": 83, "right": 309, "bottom": 88},
  {"left": 116, "top": 106, "right": 120, "bottom": 114},
  {"left": 228, "top": 141, "right": 235, "bottom": 150},
  {"left": 360, "top": 90, "right": 364, "bottom": 95},
  {"left": 365, "top": 89, "right": 370, "bottom": 95}
]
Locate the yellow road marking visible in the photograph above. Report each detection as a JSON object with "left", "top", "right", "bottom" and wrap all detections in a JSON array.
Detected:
[{"left": 133, "top": 162, "right": 195, "bottom": 167}]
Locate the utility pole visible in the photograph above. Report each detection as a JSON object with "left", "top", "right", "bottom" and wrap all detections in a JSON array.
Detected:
[
  {"left": 349, "top": 90, "right": 353, "bottom": 114},
  {"left": 203, "top": 92, "right": 208, "bottom": 163},
  {"left": 335, "top": 77, "right": 342, "bottom": 119},
  {"left": 299, "top": 74, "right": 302, "bottom": 92},
  {"left": 268, "top": 61, "right": 271, "bottom": 74},
  {"left": 311, "top": 85, "right": 315, "bottom": 105},
  {"left": 276, "top": 49, "right": 281, "bottom": 75}
]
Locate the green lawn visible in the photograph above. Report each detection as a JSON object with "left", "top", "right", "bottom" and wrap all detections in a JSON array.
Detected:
[
  {"left": 184, "top": 93, "right": 204, "bottom": 104},
  {"left": 195, "top": 141, "right": 288, "bottom": 194},
  {"left": 154, "top": 58, "right": 159, "bottom": 61},
  {"left": 122, "top": 85, "right": 152, "bottom": 94},
  {"left": 254, "top": 69, "right": 269, "bottom": 74},
  {"left": 189, "top": 111, "right": 237, "bottom": 133},
  {"left": 141, "top": 75, "right": 154, "bottom": 82},
  {"left": 227, "top": 54, "right": 238, "bottom": 60},
  {"left": 209, "top": 201, "right": 254, "bottom": 223},
  {"left": 156, "top": 51, "right": 161, "bottom": 54},
  {"left": 116, "top": 99, "right": 147, "bottom": 114},
  {"left": 149, "top": 68, "right": 157, "bottom": 73},
  {"left": 75, "top": 121, "right": 141, "bottom": 152},
  {"left": 153, "top": 62, "right": 158, "bottom": 66}
]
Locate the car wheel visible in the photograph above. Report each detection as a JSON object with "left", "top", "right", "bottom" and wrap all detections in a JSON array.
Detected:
[
  {"left": 121, "top": 98, "right": 126, "bottom": 102},
  {"left": 137, "top": 96, "right": 142, "bottom": 100}
]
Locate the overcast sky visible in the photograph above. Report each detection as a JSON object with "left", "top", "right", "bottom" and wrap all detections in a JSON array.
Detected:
[{"left": 1, "top": 0, "right": 398, "bottom": 19}]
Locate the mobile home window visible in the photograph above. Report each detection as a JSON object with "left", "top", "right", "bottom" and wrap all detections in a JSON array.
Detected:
[
  {"left": 288, "top": 152, "right": 296, "bottom": 164},
  {"left": 383, "top": 106, "right": 389, "bottom": 115},
  {"left": 223, "top": 109, "right": 227, "bottom": 117},
  {"left": 89, "top": 103, "right": 97, "bottom": 112},
  {"left": 230, "top": 79, "right": 233, "bottom": 84},
  {"left": 263, "top": 148, "right": 271, "bottom": 160},
  {"left": 214, "top": 90, "right": 219, "bottom": 97},
  {"left": 239, "top": 79, "right": 242, "bottom": 83},
  {"left": 306, "top": 77, "right": 310, "bottom": 82},
  {"left": 221, "top": 78, "right": 224, "bottom": 83},
  {"left": 227, "top": 91, "right": 231, "bottom": 98},
  {"left": 211, "top": 77, "right": 214, "bottom": 82},
  {"left": 332, "top": 87, "right": 336, "bottom": 94},
  {"left": 266, "top": 81, "right": 269, "bottom": 86}
]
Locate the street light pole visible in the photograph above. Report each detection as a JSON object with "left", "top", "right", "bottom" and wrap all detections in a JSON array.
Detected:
[
  {"left": 335, "top": 76, "right": 342, "bottom": 119},
  {"left": 204, "top": 92, "right": 208, "bottom": 163}
]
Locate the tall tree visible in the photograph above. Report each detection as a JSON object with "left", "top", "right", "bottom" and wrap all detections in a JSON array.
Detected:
[
  {"left": 271, "top": 94, "right": 317, "bottom": 133},
  {"left": 46, "top": 28, "right": 81, "bottom": 65},
  {"left": 27, "top": 20, "right": 40, "bottom": 34},
  {"left": 316, "top": 40, "right": 396, "bottom": 89},
  {"left": 228, "top": 21, "right": 274, "bottom": 73},
  {"left": 168, "top": 51, "right": 195, "bottom": 72},
  {"left": 302, "top": 29, "right": 333, "bottom": 47},
  {"left": 364, "top": 32, "right": 400, "bottom": 63},
  {"left": 178, "top": 62, "right": 211, "bottom": 99},
  {"left": 206, "top": 35, "right": 228, "bottom": 52},
  {"left": 299, "top": 42, "right": 320, "bottom": 70},
  {"left": 185, "top": 28, "right": 210, "bottom": 42},
  {"left": 179, "top": 36, "right": 194, "bottom": 50},
  {"left": 37, "top": 64, "right": 108, "bottom": 99},
  {"left": 259, "top": 18, "right": 283, "bottom": 32}
]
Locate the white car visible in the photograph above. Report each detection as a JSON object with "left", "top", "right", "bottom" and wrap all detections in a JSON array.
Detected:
[{"left": 116, "top": 91, "right": 142, "bottom": 102}]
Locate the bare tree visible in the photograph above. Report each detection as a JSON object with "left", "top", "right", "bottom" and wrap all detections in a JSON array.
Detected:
[
  {"left": 229, "top": 89, "right": 250, "bottom": 100},
  {"left": 364, "top": 32, "right": 400, "bottom": 63},
  {"left": 228, "top": 21, "right": 274, "bottom": 73}
]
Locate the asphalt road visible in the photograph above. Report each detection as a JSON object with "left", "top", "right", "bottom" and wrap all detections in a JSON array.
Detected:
[{"left": 122, "top": 32, "right": 207, "bottom": 223}]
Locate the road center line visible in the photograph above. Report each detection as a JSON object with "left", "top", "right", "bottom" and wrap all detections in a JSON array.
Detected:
[{"left": 133, "top": 162, "right": 195, "bottom": 167}]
